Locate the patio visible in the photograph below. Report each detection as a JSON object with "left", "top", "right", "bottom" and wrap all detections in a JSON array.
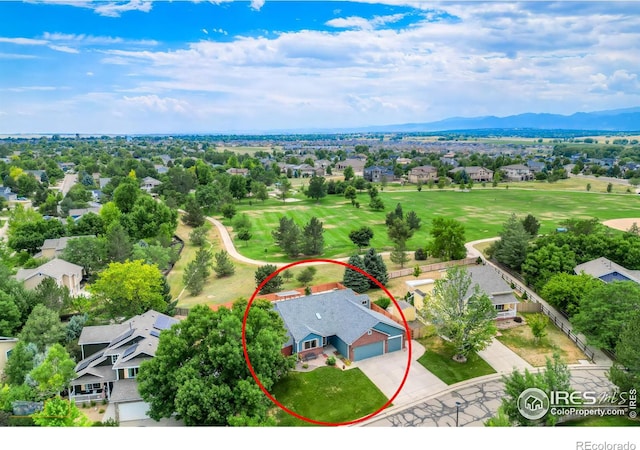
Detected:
[{"left": 294, "top": 345, "right": 348, "bottom": 372}]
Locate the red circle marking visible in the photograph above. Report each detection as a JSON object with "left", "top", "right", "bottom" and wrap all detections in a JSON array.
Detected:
[{"left": 242, "top": 258, "right": 412, "bottom": 426}]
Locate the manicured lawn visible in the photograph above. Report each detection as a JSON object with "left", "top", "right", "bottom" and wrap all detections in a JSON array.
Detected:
[
  {"left": 271, "top": 366, "right": 389, "bottom": 426},
  {"left": 417, "top": 335, "right": 496, "bottom": 385},
  {"left": 495, "top": 313, "right": 587, "bottom": 367},
  {"left": 222, "top": 187, "right": 640, "bottom": 262},
  {"left": 558, "top": 416, "right": 640, "bottom": 427}
]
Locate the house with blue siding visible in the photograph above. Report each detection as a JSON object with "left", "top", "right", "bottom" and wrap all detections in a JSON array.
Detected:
[{"left": 273, "top": 289, "right": 406, "bottom": 362}]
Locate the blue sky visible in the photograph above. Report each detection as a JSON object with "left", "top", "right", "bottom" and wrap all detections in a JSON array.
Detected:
[{"left": 0, "top": 1, "right": 639, "bottom": 134}]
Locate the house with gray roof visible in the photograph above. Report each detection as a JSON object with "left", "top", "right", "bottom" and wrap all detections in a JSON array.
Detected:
[
  {"left": 274, "top": 289, "right": 406, "bottom": 362},
  {"left": 574, "top": 257, "right": 640, "bottom": 284},
  {"left": 15, "top": 258, "right": 84, "bottom": 296},
  {"left": 466, "top": 265, "right": 519, "bottom": 319},
  {"left": 69, "top": 310, "right": 179, "bottom": 417},
  {"left": 35, "top": 235, "right": 94, "bottom": 259}
]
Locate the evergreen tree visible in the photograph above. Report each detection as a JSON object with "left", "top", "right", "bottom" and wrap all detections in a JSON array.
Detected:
[
  {"left": 390, "top": 242, "right": 410, "bottom": 268},
  {"left": 342, "top": 255, "right": 370, "bottom": 294},
  {"left": 182, "top": 195, "right": 205, "bottom": 227},
  {"left": 406, "top": 210, "right": 422, "bottom": 231},
  {"left": 363, "top": 248, "right": 388, "bottom": 288},
  {"left": 255, "top": 265, "right": 283, "bottom": 295},
  {"left": 214, "top": 250, "right": 235, "bottom": 278},
  {"left": 490, "top": 213, "right": 531, "bottom": 271},
  {"left": 272, "top": 216, "right": 301, "bottom": 257},
  {"left": 302, "top": 216, "right": 324, "bottom": 255},
  {"left": 521, "top": 214, "right": 540, "bottom": 236}
]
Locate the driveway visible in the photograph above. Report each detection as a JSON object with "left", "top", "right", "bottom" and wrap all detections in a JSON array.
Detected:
[
  {"left": 353, "top": 340, "right": 448, "bottom": 407},
  {"left": 477, "top": 338, "right": 534, "bottom": 373}
]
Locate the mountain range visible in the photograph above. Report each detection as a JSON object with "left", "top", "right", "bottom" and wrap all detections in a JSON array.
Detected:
[{"left": 355, "top": 107, "right": 640, "bottom": 133}]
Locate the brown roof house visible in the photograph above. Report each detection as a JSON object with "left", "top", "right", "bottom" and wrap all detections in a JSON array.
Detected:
[
  {"left": 408, "top": 165, "right": 438, "bottom": 184},
  {"left": 15, "top": 258, "right": 84, "bottom": 297},
  {"left": 70, "top": 310, "right": 181, "bottom": 424}
]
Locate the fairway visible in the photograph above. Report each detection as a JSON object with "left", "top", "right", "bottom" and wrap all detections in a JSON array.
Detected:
[{"left": 225, "top": 188, "right": 640, "bottom": 262}]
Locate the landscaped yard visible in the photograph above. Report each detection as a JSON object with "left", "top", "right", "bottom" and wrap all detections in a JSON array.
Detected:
[
  {"left": 271, "top": 366, "right": 389, "bottom": 426},
  {"left": 495, "top": 313, "right": 587, "bottom": 367},
  {"left": 417, "top": 335, "right": 496, "bottom": 385}
]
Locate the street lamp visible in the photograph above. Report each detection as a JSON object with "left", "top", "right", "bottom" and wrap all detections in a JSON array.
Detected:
[{"left": 455, "top": 401, "right": 461, "bottom": 427}]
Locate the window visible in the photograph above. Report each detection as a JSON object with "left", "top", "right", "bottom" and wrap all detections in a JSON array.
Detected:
[
  {"left": 367, "top": 330, "right": 372, "bottom": 336},
  {"left": 127, "top": 367, "right": 139, "bottom": 378},
  {"left": 303, "top": 340, "right": 318, "bottom": 350},
  {"left": 495, "top": 304, "right": 505, "bottom": 311},
  {"left": 111, "top": 355, "right": 118, "bottom": 364},
  {"left": 361, "top": 299, "right": 368, "bottom": 306}
]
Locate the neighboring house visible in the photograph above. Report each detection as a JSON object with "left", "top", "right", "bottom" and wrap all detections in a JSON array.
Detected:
[
  {"left": 0, "top": 337, "right": 19, "bottom": 378},
  {"left": 448, "top": 166, "right": 494, "bottom": 183},
  {"left": 226, "top": 168, "right": 249, "bottom": 177},
  {"left": 0, "top": 186, "right": 17, "bottom": 202},
  {"left": 141, "top": 176, "right": 161, "bottom": 194},
  {"left": 154, "top": 164, "right": 168, "bottom": 175},
  {"left": 395, "top": 157, "right": 413, "bottom": 166},
  {"left": 15, "top": 258, "right": 84, "bottom": 296},
  {"left": 574, "top": 257, "right": 640, "bottom": 284},
  {"left": 274, "top": 289, "right": 406, "bottom": 362},
  {"left": 70, "top": 310, "right": 179, "bottom": 419},
  {"left": 526, "top": 160, "right": 547, "bottom": 173},
  {"left": 58, "top": 162, "right": 76, "bottom": 172},
  {"left": 363, "top": 166, "right": 395, "bottom": 183},
  {"left": 405, "top": 278, "right": 436, "bottom": 311},
  {"left": 335, "top": 159, "right": 366, "bottom": 176},
  {"left": 25, "top": 170, "right": 46, "bottom": 182},
  {"left": 68, "top": 205, "right": 101, "bottom": 221},
  {"left": 388, "top": 300, "right": 416, "bottom": 322},
  {"left": 501, "top": 164, "right": 534, "bottom": 181},
  {"left": 99, "top": 178, "right": 111, "bottom": 190},
  {"left": 408, "top": 165, "right": 438, "bottom": 184},
  {"left": 35, "top": 235, "right": 94, "bottom": 259},
  {"left": 467, "top": 265, "right": 519, "bottom": 319}
]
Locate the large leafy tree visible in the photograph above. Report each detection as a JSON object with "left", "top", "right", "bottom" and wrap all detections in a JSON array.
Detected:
[
  {"left": 138, "top": 301, "right": 295, "bottom": 426},
  {"left": 522, "top": 243, "right": 576, "bottom": 292},
  {"left": 0, "top": 291, "right": 21, "bottom": 336},
  {"left": 349, "top": 226, "right": 374, "bottom": 251},
  {"left": 540, "top": 273, "right": 601, "bottom": 316},
  {"left": 304, "top": 176, "right": 327, "bottom": 202},
  {"left": 342, "top": 254, "right": 370, "bottom": 294},
  {"left": 608, "top": 310, "right": 640, "bottom": 395},
  {"left": 18, "top": 304, "right": 66, "bottom": 353},
  {"left": 89, "top": 260, "right": 169, "bottom": 322},
  {"left": 32, "top": 396, "right": 91, "bottom": 427},
  {"left": 28, "top": 343, "right": 76, "bottom": 398},
  {"left": 428, "top": 217, "right": 467, "bottom": 261},
  {"left": 105, "top": 222, "right": 133, "bottom": 263},
  {"left": 421, "top": 266, "right": 496, "bottom": 362},
  {"left": 4, "top": 342, "right": 37, "bottom": 386},
  {"left": 363, "top": 248, "right": 388, "bottom": 288},
  {"left": 571, "top": 281, "right": 640, "bottom": 352},
  {"left": 255, "top": 264, "right": 283, "bottom": 295},
  {"left": 121, "top": 194, "right": 178, "bottom": 241},
  {"left": 112, "top": 177, "right": 139, "bottom": 214}
]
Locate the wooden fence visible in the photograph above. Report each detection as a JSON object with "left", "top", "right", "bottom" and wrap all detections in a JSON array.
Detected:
[{"left": 388, "top": 257, "right": 478, "bottom": 279}]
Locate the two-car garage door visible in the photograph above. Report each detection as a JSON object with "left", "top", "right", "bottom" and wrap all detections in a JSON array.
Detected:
[{"left": 352, "top": 341, "right": 384, "bottom": 361}]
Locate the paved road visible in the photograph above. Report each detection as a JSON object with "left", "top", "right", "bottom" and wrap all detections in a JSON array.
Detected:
[{"left": 360, "top": 366, "right": 615, "bottom": 427}]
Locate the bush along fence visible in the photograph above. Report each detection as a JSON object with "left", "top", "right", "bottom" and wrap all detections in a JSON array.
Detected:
[{"left": 489, "top": 260, "right": 596, "bottom": 363}]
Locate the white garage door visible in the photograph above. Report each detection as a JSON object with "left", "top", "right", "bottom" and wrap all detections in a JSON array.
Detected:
[{"left": 118, "top": 401, "right": 150, "bottom": 422}]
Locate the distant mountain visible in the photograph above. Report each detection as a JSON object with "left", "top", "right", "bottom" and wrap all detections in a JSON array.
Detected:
[{"left": 358, "top": 107, "right": 640, "bottom": 133}]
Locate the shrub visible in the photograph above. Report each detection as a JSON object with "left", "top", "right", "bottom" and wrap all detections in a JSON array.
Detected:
[
  {"left": 102, "top": 399, "right": 108, "bottom": 405},
  {"left": 98, "top": 408, "right": 105, "bottom": 414},
  {"left": 374, "top": 297, "right": 391, "bottom": 309},
  {"left": 326, "top": 356, "right": 336, "bottom": 366},
  {"left": 83, "top": 402, "right": 88, "bottom": 409},
  {"left": 90, "top": 400, "right": 96, "bottom": 407},
  {"left": 302, "top": 363, "right": 309, "bottom": 369},
  {"left": 414, "top": 248, "right": 428, "bottom": 260},
  {"left": 476, "top": 256, "right": 483, "bottom": 265},
  {"left": 521, "top": 291, "right": 528, "bottom": 300}
]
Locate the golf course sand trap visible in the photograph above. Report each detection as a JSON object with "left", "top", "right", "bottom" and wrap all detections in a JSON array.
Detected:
[{"left": 602, "top": 218, "right": 640, "bottom": 232}]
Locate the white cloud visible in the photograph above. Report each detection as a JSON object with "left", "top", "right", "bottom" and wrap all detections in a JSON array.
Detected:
[
  {"left": 86, "top": 72, "right": 94, "bottom": 76},
  {"left": 202, "top": 29, "right": 209, "bottom": 35},
  {"left": 42, "top": 32, "right": 157, "bottom": 46},
  {"left": 93, "top": 0, "right": 153, "bottom": 18},
  {"left": 122, "top": 94, "right": 189, "bottom": 114},
  {"left": 0, "top": 37, "right": 48, "bottom": 45},
  {"left": 0, "top": 53, "right": 38, "bottom": 59},
  {"left": 326, "top": 13, "right": 405, "bottom": 31},
  {"left": 250, "top": 0, "right": 265, "bottom": 11},
  {"left": 48, "top": 45, "right": 80, "bottom": 54}
]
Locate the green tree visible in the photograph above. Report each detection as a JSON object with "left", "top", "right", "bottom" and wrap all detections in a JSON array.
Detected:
[
  {"left": 521, "top": 214, "right": 541, "bottom": 236},
  {"left": 183, "top": 248, "right": 213, "bottom": 295},
  {"left": 296, "top": 266, "right": 317, "bottom": 285},
  {"left": 305, "top": 176, "right": 327, "bottom": 202},
  {"left": 390, "top": 241, "right": 410, "bottom": 269},
  {"left": 89, "top": 260, "right": 169, "bottom": 321},
  {"left": 189, "top": 225, "right": 208, "bottom": 247},
  {"left": 137, "top": 302, "right": 294, "bottom": 426},
  {"left": 251, "top": 181, "right": 269, "bottom": 202},
  {"left": 571, "top": 281, "right": 640, "bottom": 352},
  {"left": 413, "top": 265, "right": 422, "bottom": 278},
  {"left": 105, "top": 222, "right": 133, "bottom": 263},
  {"left": 4, "top": 341, "right": 37, "bottom": 386},
  {"left": 521, "top": 243, "right": 576, "bottom": 292},
  {"left": 236, "top": 228, "right": 252, "bottom": 247},
  {"left": 428, "top": 217, "right": 467, "bottom": 261},
  {"left": 229, "top": 175, "right": 247, "bottom": 202},
  {"left": 271, "top": 216, "right": 301, "bottom": 258},
  {"left": 112, "top": 178, "right": 139, "bottom": 214},
  {"left": 301, "top": 216, "right": 324, "bottom": 256},
  {"left": 278, "top": 176, "right": 291, "bottom": 203},
  {"left": 421, "top": 266, "right": 497, "bottom": 362},
  {"left": 369, "top": 196, "right": 385, "bottom": 211},
  {"left": 406, "top": 210, "right": 421, "bottom": 231},
  {"left": 363, "top": 247, "right": 388, "bottom": 288},
  {"left": 344, "top": 185, "right": 357, "bottom": 205},
  {"left": 131, "top": 244, "right": 176, "bottom": 272},
  {"left": 489, "top": 213, "right": 531, "bottom": 271},
  {"left": 527, "top": 313, "right": 549, "bottom": 343},
  {"left": 0, "top": 291, "right": 21, "bottom": 336},
  {"left": 586, "top": 183, "right": 591, "bottom": 192},
  {"left": 213, "top": 250, "right": 235, "bottom": 278},
  {"left": 607, "top": 182, "right": 613, "bottom": 193},
  {"left": 32, "top": 396, "right": 91, "bottom": 427},
  {"left": 343, "top": 165, "right": 354, "bottom": 181},
  {"left": 61, "top": 236, "right": 107, "bottom": 279},
  {"left": 387, "top": 218, "right": 414, "bottom": 246},
  {"left": 28, "top": 343, "right": 76, "bottom": 398},
  {"left": 494, "top": 353, "right": 571, "bottom": 426},
  {"left": 342, "top": 254, "right": 370, "bottom": 294},
  {"left": 34, "top": 277, "right": 71, "bottom": 313},
  {"left": 349, "top": 226, "right": 374, "bottom": 251},
  {"left": 18, "top": 304, "right": 66, "bottom": 352},
  {"left": 182, "top": 195, "right": 205, "bottom": 228},
  {"left": 608, "top": 310, "right": 640, "bottom": 395},
  {"left": 255, "top": 264, "right": 283, "bottom": 295},
  {"left": 540, "top": 273, "right": 601, "bottom": 316}
]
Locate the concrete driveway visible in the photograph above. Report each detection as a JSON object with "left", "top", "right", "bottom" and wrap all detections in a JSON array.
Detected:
[{"left": 352, "top": 340, "right": 448, "bottom": 407}]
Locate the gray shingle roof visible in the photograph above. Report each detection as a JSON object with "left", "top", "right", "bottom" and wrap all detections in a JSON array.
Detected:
[
  {"left": 466, "top": 265, "right": 519, "bottom": 306},
  {"left": 274, "top": 289, "right": 403, "bottom": 345},
  {"left": 15, "top": 258, "right": 83, "bottom": 282}
]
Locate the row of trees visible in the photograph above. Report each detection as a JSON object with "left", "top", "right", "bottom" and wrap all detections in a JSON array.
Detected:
[{"left": 271, "top": 216, "right": 324, "bottom": 258}]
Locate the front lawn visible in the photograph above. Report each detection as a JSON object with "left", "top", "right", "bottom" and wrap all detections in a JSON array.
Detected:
[
  {"left": 271, "top": 366, "right": 389, "bottom": 426},
  {"left": 495, "top": 313, "right": 587, "bottom": 366},
  {"left": 417, "top": 336, "right": 496, "bottom": 385}
]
